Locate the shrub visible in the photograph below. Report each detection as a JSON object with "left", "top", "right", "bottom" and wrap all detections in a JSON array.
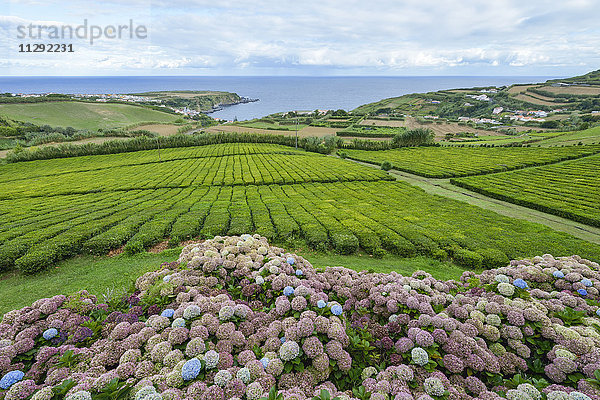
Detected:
[
  {"left": 380, "top": 161, "right": 392, "bottom": 171},
  {"left": 478, "top": 248, "right": 510, "bottom": 269},
  {"left": 392, "top": 128, "right": 435, "bottom": 147},
  {"left": 453, "top": 248, "right": 484, "bottom": 269},
  {"left": 331, "top": 233, "right": 359, "bottom": 254}
]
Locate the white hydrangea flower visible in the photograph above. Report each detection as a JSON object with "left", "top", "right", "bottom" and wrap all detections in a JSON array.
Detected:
[
  {"left": 506, "top": 389, "right": 533, "bottom": 400},
  {"left": 555, "top": 349, "right": 575, "bottom": 360},
  {"left": 411, "top": 347, "right": 429, "bottom": 366},
  {"left": 547, "top": 391, "right": 569, "bottom": 400},
  {"left": 498, "top": 282, "right": 515, "bottom": 297},
  {"left": 219, "top": 305, "right": 235, "bottom": 321},
  {"left": 278, "top": 340, "right": 300, "bottom": 361},
  {"left": 237, "top": 367, "right": 251, "bottom": 384},
  {"left": 65, "top": 391, "right": 92, "bottom": 400},
  {"left": 517, "top": 383, "right": 541, "bottom": 400},
  {"left": 423, "top": 377, "right": 445, "bottom": 397},
  {"left": 213, "top": 370, "right": 233, "bottom": 387},
  {"left": 183, "top": 305, "right": 201, "bottom": 320}
]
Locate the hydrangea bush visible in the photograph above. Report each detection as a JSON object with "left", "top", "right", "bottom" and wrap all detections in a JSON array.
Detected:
[{"left": 2, "top": 235, "right": 600, "bottom": 400}]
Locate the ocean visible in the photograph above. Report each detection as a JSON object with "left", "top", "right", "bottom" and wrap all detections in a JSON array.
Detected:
[{"left": 0, "top": 76, "right": 557, "bottom": 121}]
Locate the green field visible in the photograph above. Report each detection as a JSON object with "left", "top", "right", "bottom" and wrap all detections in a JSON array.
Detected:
[
  {"left": 451, "top": 126, "right": 600, "bottom": 147},
  {"left": 234, "top": 121, "right": 308, "bottom": 131},
  {"left": 343, "top": 144, "right": 600, "bottom": 177},
  {"left": 452, "top": 153, "right": 600, "bottom": 227},
  {"left": 0, "top": 101, "right": 180, "bottom": 130},
  {"left": 0, "top": 143, "right": 305, "bottom": 183},
  {"left": 536, "top": 125, "right": 600, "bottom": 146},
  {"left": 1, "top": 142, "right": 600, "bottom": 275},
  {"left": 0, "top": 151, "right": 390, "bottom": 199}
]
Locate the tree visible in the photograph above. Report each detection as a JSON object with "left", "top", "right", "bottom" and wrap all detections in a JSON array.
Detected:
[{"left": 392, "top": 128, "right": 434, "bottom": 147}]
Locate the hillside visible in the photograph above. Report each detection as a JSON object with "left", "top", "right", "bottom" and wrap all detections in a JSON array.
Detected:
[
  {"left": 547, "top": 68, "right": 600, "bottom": 85},
  {"left": 350, "top": 69, "right": 600, "bottom": 146},
  {"left": 134, "top": 90, "right": 244, "bottom": 112}
]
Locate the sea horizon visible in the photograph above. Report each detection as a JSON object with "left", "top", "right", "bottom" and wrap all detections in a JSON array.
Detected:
[{"left": 0, "top": 75, "right": 561, "bottom": 120}]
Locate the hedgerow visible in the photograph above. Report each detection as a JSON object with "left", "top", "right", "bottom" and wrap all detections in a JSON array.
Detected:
[{"left": 4, "top": 132, "right": 341, "bottom": 163}]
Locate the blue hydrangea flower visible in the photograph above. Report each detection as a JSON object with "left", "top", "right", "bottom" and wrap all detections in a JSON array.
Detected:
[
  {"left": 317, "top": 300, "right": 327, "bottom": 309},
  {"left": 513, "top": 279, "right": 528, "bottom": 289},
  {"left": 553, "top": 270, "right": 565, "bottom": 279},
  {"left": 260, "top": 357, "right": 270, "bottom": 368},
  {"left": 331, "top": 305, "right": 343, "bottom": 316},
  {"left": 280, "top": 337, "right": 286, "bottom": 343},
  {"left": 581, "top": 278, "right": 593, "bottom": 287},
  {"left": 163, "top": 275, "right": 171, "bottom": 282},
  {"left": 286, "top": 257, "right": 295, "bottom": 265},
  {"left": 578, "top": 289, "right": 588, "bottom": 297},
  {"left": 283, "top": 286, "right": 294, "bottom": 296},
  {"left": 0, "top": 370, "right": 24, "bottom": 389},
  {"left": 43, "top": 328, "right": 58, "bottom": 340},
  {"left": 596, "top": 308, "right": 600, "bottom": 318},
  {"left": 295, "top": 269, "right": 303, "bottom": 276},
  {"left": 181, "top": 358, "right": 202, "bottom": 381},
  {"left": 172, "top": 318, "right": 186, "bottom": 328},
  {"left": 161, "top": 309, "right": 175, "bottom": 318}
]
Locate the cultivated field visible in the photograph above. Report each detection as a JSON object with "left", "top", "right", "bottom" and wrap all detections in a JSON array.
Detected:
[
  {"left": 131, "top": 123, "right": 181, "bottom": 136},
  {"left": 506, "top": 84, "right": 540, "bottom": 94},
  {"left": 2, "top": 142, "right": 599, "bottom": 275},
  {"left": 205, "top": 124, "right": 339, "bottom": 138},
  {"left": 343, "top": 144, "right": 600, "bottom": 177},
  {"left": 0, "top": 102, "right": 179, "bottom": 130},
  {"left": 360, "top": 117, "right": 534, "bottom": 140},
  {"left": 514, "top": 93, "right": 568, "bottom": 107},
  {"left": 544, "top": 85, "right": 600, "bottom": 96},
  {"left": 452, "top": 153, "right": 600, "bottom": 227},
  {"left": 537, "top": 125, "right": 600, "bottom": 146}
]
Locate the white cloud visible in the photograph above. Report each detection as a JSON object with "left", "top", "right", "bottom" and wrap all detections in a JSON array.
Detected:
[{"left": 1, "top": 0, "right": 599, "bottom": 75}]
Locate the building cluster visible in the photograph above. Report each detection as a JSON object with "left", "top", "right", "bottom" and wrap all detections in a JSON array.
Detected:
[
  {"left": 508, "top": 110, "right": 549, "bottom": 122},
  {"left": 75, "top": 93, "right": 161, "bottom": 103},
  {"left": 457, "top": 116, "right": 501, "bottom": 124},
  {"left": 466, "top": 94, "right": 491, "bottom": 101},
  {"left": 174, "top": 107, "right": 201, "bottom": 117}
]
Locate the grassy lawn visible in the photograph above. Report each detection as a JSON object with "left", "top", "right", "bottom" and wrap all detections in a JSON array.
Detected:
[
  {"left": 0, "top": 250, "right": 181, "bottom": 315},
  {"left": 0, "top": 248, "right": 466, "bottom": 316},
  {"left": 0, "top": 102, "right": 179, "bottom": 131},
  {"left": 293, "top": 248, "right": 466, "bottom": 280}
]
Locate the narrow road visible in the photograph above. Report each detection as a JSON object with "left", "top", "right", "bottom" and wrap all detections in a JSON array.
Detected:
[{"left": 346, "top": 158, "right": 600, "bottom": 245}]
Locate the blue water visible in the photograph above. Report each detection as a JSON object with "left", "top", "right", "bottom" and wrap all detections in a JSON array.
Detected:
[{"left": 0, "top": 76, "right": 557, "bottom": 121}]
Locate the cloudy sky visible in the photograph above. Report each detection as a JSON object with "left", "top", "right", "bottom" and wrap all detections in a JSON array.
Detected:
[{"left": 1, "top": 0, "right": 599, "bottom": 76}]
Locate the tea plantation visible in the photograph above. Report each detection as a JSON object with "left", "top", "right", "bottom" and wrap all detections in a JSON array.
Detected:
[
  {"left": 1, "top": 142, "right": 599, "bottom": 274},
  {"left": 343, "top": 145, "right": 600, "bottom": 178}
]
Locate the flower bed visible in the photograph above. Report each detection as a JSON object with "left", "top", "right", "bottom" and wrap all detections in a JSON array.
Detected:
[{"left": 1, "top": 235, "right": 600, "bottom": 400}]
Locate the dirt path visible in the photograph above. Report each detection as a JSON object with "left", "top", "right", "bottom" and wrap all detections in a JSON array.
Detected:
[{"left": 345, "top": 158, "right": 600, "bottom": 245}]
